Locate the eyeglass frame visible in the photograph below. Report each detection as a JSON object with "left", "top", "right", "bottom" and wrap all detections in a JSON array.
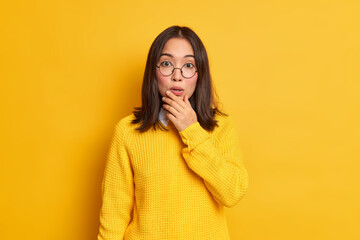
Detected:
[{"left": 156, "top": 62, "right": 198, "bottom": 79}]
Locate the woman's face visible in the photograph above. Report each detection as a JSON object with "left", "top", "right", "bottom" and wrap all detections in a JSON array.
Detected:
[{"left": 156, "top": 38, "right": 198, "bottom": 99}]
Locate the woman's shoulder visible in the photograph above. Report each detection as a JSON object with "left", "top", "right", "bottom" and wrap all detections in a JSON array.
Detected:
[
  {"left": 113, "top": 113, "right": 140, "bottom": 136},
  {"left": 212, "top": 112, "right": 238, "bottom": 134},
  {"left": 117, "top": 113, "right": 136, "bottom": 125},
  {"left": 214, "top": 112, "right": 235, "bottom": 126}
]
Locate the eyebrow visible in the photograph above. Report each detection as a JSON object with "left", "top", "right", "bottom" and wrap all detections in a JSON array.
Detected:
[{"left": 160, "top": 53, "right": 195, "bottom": 58}]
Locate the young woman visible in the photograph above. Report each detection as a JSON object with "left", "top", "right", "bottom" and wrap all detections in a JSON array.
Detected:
[{"left": 97, "top": 25, "right": 249, "bottom": 240}]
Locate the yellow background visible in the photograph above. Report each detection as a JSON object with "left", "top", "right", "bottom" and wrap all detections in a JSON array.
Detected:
[{"left": 1, "top": 0, "right": 359, "bottom": 239}]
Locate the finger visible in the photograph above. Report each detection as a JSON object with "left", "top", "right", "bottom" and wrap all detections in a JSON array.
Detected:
[
  {"left": 162, "top": 96, "right": 183, "bottom": 113},
  {"left": 166, "top": 112, "right": 176, "bottom": 122},
  {"left": 166, "top": 90, "right": 187, "bottom": 108},
  {"left": 162, "top": 103, "right": 180, "bottom": 117}
]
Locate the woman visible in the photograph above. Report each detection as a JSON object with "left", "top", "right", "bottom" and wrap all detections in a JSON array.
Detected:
[{"left": 97, "top": 25, "right": 249, "bottom": 240}]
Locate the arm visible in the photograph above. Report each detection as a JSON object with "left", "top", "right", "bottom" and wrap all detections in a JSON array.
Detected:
[
  {"left": 179, "top": 116, "right": 249, "bottom": 208},
  {"left": 97, "top": 120, "right": 134, "bottom": 240}
]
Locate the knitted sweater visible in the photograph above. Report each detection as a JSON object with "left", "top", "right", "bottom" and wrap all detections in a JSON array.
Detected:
[{"left": 97, "top": 113, "right": 249, "bottom": 240}]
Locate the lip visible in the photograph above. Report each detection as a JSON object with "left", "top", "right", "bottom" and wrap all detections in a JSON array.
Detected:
[
  {"left": 170, "top": 87, "right": 184, "bottom": 91},
  {"left": 170, "top": 87, "right": 184, "bottom": 96}
]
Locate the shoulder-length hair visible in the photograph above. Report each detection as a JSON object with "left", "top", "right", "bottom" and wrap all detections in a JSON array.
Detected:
[{"left": 131, "top": 25, "right": 227, "bottom": 132}]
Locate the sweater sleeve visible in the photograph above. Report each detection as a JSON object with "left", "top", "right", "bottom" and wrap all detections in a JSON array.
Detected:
[
  {"left": 179, "top": 116, "right": 249, "bottom": 208},
  {"left": 97, "top": 121, "right": 134, "bottom": 240}
]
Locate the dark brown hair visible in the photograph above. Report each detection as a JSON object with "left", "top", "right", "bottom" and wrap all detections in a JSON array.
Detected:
[{"left": 132, "top": 25, "right": 227, "bottom": 132}]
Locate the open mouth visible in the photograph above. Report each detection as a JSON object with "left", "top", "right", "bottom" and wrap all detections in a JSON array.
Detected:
[{"left": 170, "top": 87, "right": 184, "bottom": 96}]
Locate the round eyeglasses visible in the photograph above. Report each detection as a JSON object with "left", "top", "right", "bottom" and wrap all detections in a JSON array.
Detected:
[{"left": 156, "top": 61, "right": 197, "bottom": 79}]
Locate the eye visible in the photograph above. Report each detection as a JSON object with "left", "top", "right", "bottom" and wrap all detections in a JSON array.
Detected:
[
  {"left": 184, "top": 63, "right": 195, "bottom": 69},
  {"left": 160, "top": 61, "right": 172, "bottom": 67}
]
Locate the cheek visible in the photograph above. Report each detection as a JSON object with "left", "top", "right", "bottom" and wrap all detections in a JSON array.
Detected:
[
  {"left": 186, "top": 77, "right": 198, "bottom": 91},
  {"left": 156, "top": 71, "right": 169, "bottom": 96}
]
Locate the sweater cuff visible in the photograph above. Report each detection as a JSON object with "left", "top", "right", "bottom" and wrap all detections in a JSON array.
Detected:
[{"left": 179, "top": 122, "right": 210, "bottom": 151}]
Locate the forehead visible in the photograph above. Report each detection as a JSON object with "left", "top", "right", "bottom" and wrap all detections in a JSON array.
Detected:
[{"left": 161, "top": 38, "right": 194, "bottom": 57}]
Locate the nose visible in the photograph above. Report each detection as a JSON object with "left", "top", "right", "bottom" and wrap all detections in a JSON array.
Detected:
[{"left": 172, "top": 67, "right": 182, "bottom": 82}]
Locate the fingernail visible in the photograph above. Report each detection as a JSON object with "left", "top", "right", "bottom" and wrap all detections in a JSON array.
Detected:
[
  {"left": 162, "top": 97, "right": 165, "bottom": 101},
  {"left": 166, "top": 91, "right": 170, "bottom": 95}
]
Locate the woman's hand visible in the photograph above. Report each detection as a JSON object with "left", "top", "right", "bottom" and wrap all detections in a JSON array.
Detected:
[{"left": 162, "top": 90, "right": 198, "bottom": 132}]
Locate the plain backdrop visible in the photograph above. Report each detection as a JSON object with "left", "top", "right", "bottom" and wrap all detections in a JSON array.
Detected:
[{"left": 0, "top": 0, "right": 359, "bottom": 239}]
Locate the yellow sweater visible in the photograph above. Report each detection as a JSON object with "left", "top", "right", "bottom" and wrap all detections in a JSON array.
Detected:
[{"left": 97, "top": 113, "right": 249, "bottom": 240}]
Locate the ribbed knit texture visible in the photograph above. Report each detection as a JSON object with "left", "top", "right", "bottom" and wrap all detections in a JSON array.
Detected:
[{"left": 97, "top": 113, "right": 249, "bottom": 240}]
